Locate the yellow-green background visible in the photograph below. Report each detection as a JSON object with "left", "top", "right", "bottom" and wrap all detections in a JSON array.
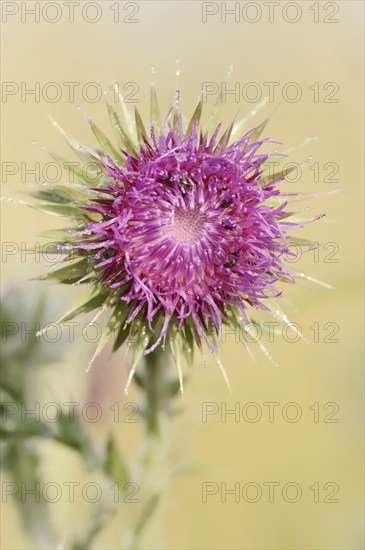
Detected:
[{"left": 1, "top": 1, "right": 364, "bottom": 548}]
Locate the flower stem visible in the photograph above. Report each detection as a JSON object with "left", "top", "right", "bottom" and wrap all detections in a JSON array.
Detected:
[{"left": 128, "top": 349, "right": 172, "bottom": 550}]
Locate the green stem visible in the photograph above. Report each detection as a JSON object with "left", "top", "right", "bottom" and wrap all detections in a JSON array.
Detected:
[{"left": 129, "top": 350, "right": 172, "bottom": 550}]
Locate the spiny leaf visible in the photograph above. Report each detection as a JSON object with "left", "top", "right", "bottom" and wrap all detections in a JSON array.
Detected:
[
  {"left": 49, "top": 151, "right": 104, "bottom": 185},
  {"left": 113, "top": 323, "right": 131, "bottom": 352},
  {"left": 285, "top": 237, "right": 316, "bottom": 248},
  {"left": 88, "top": 300, "right": 128, "bottom": 363},
  {"left": 214, "top": 122, "right": 233, "bottom": 153},
  {"left": 30, "top": 202, "right": 90, "bottom": 219},
  {"left": 35, "top": 228, "right": 76, "bottom": 240},
  {"left": 134, "top": 106, "right": 147, "bottom": 143},
  {"left": 29, "top": 186, "right": 90, "bottom": 205},
  {"left": 116, "top": 85, "right": 138, "bottom": 144},
  {"left": 291, "top": 269, "right": 334, "bottom": 290},
  {"left": 186, "top": 99, "right": 203, "bottom": 135},
  {"left": 181, "top": 322, "right": 195, "bottom": 366},
  {"left": 171, "top": 110, "right": 179, "bottom": 134},
  {"left": 106, "top": 100, "right": 137, "bottom": 156},
  {"left": 168, "top": 327, "right": 184, "bottom": 395},
  {"left": 57, "top": 289, "right": 109, "bottom": 324},
  {"left": 25, "top": 243, "right": 73, "bottom": 255},
  {"left": 124, "top": 325, "right": 150, "bottom": 394},
  {"left": 261, "top": 164, "right": 297, "bottom": 186},
  {"left": 89, "top": 120, "right": 125, "bottom": 165},
  {"left": 285, "top": 189, "right": 341, "bottom": 203},
  {"left": 37, "top": 258, "right": 93, "bottom": 284},
  {"left": 249, "top": 117, "right": 270, "bottom": 143},
  {"left": 150, "top": 86, "right": 161, "bottom": 129},
  {"left": 50, "top": 117, "right": 98, "bottom": 165},
  {"left": 208, "top": 94, "right": 224, "bottom": 135}
]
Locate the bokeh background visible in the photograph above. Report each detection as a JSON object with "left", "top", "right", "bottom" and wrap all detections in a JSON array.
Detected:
[{"left": 1, "top": 1, "right": 364, "bottom": 548}]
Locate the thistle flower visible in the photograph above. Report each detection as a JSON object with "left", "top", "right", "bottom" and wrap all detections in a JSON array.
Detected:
[{"left": 33, "top": 89, "right": 325, "bottom": 389}]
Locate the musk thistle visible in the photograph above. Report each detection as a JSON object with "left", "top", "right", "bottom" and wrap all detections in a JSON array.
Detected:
[
  {"left": 33, "top": 89, "right": 324, "bottom": 391},
  {"left": 18, "top": 87, "right": 331, "bottom": 549}
]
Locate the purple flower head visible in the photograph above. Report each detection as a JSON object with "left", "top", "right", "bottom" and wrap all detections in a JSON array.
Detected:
[
  {"left": 82, "top": 121, "right": 293, "bottom": 352},
  {"left": 34, "top": 90, "right": 324, "bottom": 387}
]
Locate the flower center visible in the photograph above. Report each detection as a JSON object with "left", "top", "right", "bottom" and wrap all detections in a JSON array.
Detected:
[{"left": 168, "top": 205, "right": 207, "bottom": 245}]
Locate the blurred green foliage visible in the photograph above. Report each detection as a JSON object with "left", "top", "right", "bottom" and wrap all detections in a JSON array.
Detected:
[{"left": 0, "top": 289, "right": 129, "bottom": 549}]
